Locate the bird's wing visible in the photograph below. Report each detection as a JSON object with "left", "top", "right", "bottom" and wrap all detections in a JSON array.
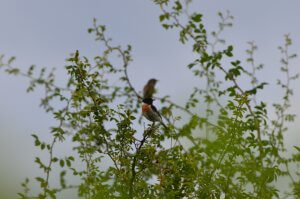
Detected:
[
  {"left": 151, "top": 104, "right": 168, "bottom": 128},
  {"left": 151, "top": 104, "right": 162, "bottom": 119}
]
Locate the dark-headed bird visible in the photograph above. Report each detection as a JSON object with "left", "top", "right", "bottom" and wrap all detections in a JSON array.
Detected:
[{"left": 142, "top": 98, "right": 167, "bottom": 128}]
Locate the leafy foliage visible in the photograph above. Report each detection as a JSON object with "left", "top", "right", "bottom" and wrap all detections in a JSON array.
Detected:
[{"left": 1, "top": 0, "right": 300, "bottom": 198}]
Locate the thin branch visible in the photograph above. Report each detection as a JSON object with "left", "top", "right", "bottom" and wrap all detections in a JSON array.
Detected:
[
  {"left": 92, "top": 21, "right": 142, "bottom": 101},
  {"left": 43, "top": 100, "right": 70, "bottom": 197},
  {"left": 155, "top": 96, "right": 194, "bottom": 116},
  {"left": 129, "top": 126, "right": 154, "bottom": 198}
]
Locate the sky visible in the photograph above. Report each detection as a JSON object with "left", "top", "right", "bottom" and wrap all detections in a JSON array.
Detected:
[{"left": 0, "top": 0, "right": 300, "bottom": 197}]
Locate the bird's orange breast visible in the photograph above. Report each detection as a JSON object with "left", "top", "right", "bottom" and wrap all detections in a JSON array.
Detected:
[{"left": 142, "top": 104, "right": 151, "bottom": 112}]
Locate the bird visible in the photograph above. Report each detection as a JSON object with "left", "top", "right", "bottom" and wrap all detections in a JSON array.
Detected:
[
  {"left": 143, "top": 78, "right": 158, "bottom": 99},
  {"left": 142, "top": 98, "right": 167, "bottom": 128}
]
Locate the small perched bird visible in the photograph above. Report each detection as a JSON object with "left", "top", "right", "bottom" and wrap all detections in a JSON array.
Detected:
[
  {"left": 143, "top": 78, "right": 158, "bottom": 99},
  {"left": 142, "top": 98, "right": 167, "bottom": 128}
]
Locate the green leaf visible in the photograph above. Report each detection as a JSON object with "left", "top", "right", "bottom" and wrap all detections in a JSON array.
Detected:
[
  {"left": 60, "top": 159, "right": 65, "bottom": 168},
  {"left": 17, "top": 193, "right": 26, "bottom": 198},
  {"left": 174, "top": 1, "right": 182, "bottom": 11},
  {"left": 6, "top": 68, "right": 20, "bottom": 75},
  {"left": 294, "top": 146, "right": 300, "bottom": 152},
  {"left": 68, "top": 156, "right": 75, "bottom": 161},
  {"left": 224, "top": 45, "right": 233, "bottom": 57},
  {"left": 31, "top": 134, "right": 41, "bottom": 146},
  {"left": 35, "top": 177, "right": 44, "bottom": 183},
  {"left": 162, "top": 24, "right": 170, "bottom": 30},
  {"left": 8, "top": 56, "right": 16, "bottom": 64},
  {"left": 191, "top": 14, "right": 202, "bottom": 22},
  {"left": 187, "top": 63, "right": 196, "bottom": 69},
  {"left": 159, "top": 14, "right": 165, "bottom": 22},
  {"left": 87, "top": 28, "right": 94, "bottom": 33},
  {"left": 66, "top": 159, "right": 71, "bottom": 167}
]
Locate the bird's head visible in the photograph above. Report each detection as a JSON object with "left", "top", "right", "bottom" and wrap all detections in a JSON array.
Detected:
[
  {"left": 148, "top": 78, "right": 158, "bottom": 85},
  {"left": 142, "top": 98, "right": 154, "bottom": 105}
]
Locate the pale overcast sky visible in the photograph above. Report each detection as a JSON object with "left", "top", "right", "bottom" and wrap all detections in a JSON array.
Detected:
[{"left": 0, "top": 0, "right": 300, "bottom": 197}]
